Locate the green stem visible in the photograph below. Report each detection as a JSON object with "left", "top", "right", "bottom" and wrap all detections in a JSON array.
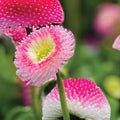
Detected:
[
  {"left": 31, "top": 86, "right": 42, "bottom": 120},
  {"left": 57, "top": 72, "right": 70, "bottom": 120}
]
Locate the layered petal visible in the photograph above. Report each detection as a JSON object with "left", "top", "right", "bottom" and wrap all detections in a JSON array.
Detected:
[{"left": 43, "top": 79, "right": 111, "bottom": 120}]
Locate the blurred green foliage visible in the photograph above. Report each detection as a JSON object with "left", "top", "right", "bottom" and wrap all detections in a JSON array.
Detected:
[
  {"left": 0, "top": 0, "right": 120, "bottom": 120},
  {"left": 4, "top": 107, "right": 34, "bottom": 120}
]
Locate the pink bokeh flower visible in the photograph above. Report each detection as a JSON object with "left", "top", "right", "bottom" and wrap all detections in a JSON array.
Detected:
[
  {"left": 14, "top": 25, "right": 75, "bottom": 86},
  {"left": 43, "top": 79, "right": 110, "bottom": 120},
  {"left": 94, "top": 3, "right": 120, "bottom": 36},
  {"left": 0, "top": 27, "right": 27, "bottom": 45},
  {"left": 113, "top": 35, "right": 120, "bottom": 51},
  {"left": 21, "top": 84, "right": 31, "bottom": 106},
  {"left": 0, "top": 0, "right": 64, "bottom": 28}
]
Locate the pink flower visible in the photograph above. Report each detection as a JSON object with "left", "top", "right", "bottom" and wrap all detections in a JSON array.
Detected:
[
  {"left": 0, "top": 27, "right": 27, "bottom": 45},
  {"left": 94, "top": 3, "right": 120, "bottom": 36},
  {"left": 43, "top": 79, "right": 110, "bottom": 120},
  {"left": 21, "top": 84, "right": 31, "bottom": 106},
  {"left": 0, "top": 0, "right": 64, "bottom": 28},
  {"left": 113, "top": 35, "right": 120, "bottom": 51},
  {"left": 14, "top": 25, "right": 75, "bottom": 86},
  {"left": 21, "top": 83, "right": 41, "bottom": 106}
]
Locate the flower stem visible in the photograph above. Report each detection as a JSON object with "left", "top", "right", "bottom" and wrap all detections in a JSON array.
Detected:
[
  {"left": 57, "top": 72, "right": 70, "bottom": 120},
  {"left": 31, "top": 86, "right": 42, "bottom": 120}
]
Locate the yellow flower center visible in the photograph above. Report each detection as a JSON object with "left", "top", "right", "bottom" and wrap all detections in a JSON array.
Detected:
[
  {"left": 27, "top": 35, "right": 55, "bottom": 63},
  {"left": 36, "top": 43, "right": 54, "bottom": 61}
]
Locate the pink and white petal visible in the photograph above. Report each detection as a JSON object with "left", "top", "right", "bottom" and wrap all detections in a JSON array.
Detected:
[{"left": 43, "top": 79, "right": 111, "bottom": 120}]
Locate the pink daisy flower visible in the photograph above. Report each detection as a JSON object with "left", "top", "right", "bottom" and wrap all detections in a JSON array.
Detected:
[
  {"left": 0, "top": 0, "right": 64, "bottom": 28},
  {"left": 14, "top": 25, "right": 75, "bottom": 86},
  {"left": 113, "top": 35, "right": 120, "bottom": 51},
  {"left": 0, "top": 27, "right": 27, "bottom": 45},
  {"left": 43, "top": 79, "right": 110, "bottom": 120},
  {"left": 94, "top": 3, "right": 120, "bottom": 36}
]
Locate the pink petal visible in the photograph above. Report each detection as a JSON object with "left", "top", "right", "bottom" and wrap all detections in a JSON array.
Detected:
[{"left": 113, "top": 35, "right": 120, "bottom": 50}]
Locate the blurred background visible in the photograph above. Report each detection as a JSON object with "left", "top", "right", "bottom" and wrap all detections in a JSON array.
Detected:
[{"left": 0, "top": 0, "right": 120, "bottom": 120}]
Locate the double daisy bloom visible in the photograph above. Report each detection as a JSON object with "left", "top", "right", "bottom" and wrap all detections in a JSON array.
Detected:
[{"left": 0, "top": 0, "right": 110, "bottom": 120}]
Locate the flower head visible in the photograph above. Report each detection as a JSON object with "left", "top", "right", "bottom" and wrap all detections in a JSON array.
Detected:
[
  {"left": 14, "top": 25, "right": 75, "bottom": 86},
  {"left": 0, "top": 27, "right": 27, "bottom": 45},
  {"left": 0, "top": 0, "right": 64, "bottom": 28},
  {"left": 94, "top": 3, "right": 120, "bottom": 36},
  {"left": 43, "top": 79, "right": 110, "bottom": 120},
  {"left": 113, "top": 35, "right": 120, "bottom": 51}
]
